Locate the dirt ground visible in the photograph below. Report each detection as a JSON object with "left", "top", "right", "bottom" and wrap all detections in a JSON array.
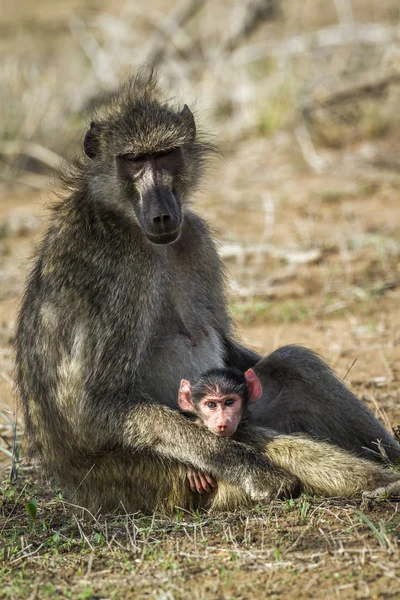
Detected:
[{"left": 1, "top": 128, "right": 400, "bottom": 598}]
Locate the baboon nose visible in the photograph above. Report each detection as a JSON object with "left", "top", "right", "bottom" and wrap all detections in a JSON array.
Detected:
[{"left": 152, "top": 214, "right": 171, "bottom": 233}]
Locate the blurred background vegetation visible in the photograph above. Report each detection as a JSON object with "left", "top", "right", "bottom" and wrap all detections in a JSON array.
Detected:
[{"left": 1, "top": 0, "right": 400, "bottom": 188}]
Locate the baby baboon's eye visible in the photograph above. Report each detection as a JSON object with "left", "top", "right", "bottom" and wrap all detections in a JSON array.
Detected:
[
  {"left": 225, "top": 398, "right": 235, "bottom": 407},
  {"left": 206, "top": 401, "right": 217, "bottom": 409}
]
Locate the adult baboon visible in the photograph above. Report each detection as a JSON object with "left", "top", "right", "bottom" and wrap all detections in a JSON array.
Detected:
[{"left": 16, "top": 74, "right": 400, "bottom": 514}]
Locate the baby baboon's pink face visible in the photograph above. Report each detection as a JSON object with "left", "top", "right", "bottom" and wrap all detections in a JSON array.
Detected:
[
  {"left": 178, "top": 369, "right": 262, "bottom": 437},
  {"left": 196, "top": 392, "right": 244, "bottom": 436}
]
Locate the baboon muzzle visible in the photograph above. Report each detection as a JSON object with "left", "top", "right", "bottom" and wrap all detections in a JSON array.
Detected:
[
  {"left": 145, "top": 227, "right": 181, "bottom": 245},
  {"left": 141, "top": 187, "right": 182, "bottom": 245}
]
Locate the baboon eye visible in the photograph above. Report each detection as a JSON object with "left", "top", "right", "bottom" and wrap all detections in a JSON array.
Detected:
[
  {"left": 154, "top": 148, "right": 179, "bottom": 159},
  {"left": 116, "top": 153, "right": 147, "bottom": 177},
  {"left": 119, "top": 153, "right": 147, "bottom": 162},
  {"left": 225, "top": 398, "right": 235, "bottom": 407},
  {"left": 117, "top": 147, "right": 182, "bottom": 173},
  {"left": 154, "top": 147, "right": 182, "bottom": 169},
  {"left": 206, "top": 401, "right": 217, "bottom": 409}
]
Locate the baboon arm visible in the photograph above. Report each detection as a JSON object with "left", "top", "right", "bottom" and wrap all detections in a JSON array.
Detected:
[
  {"left": 223, "top": 337, "right": 261, "bottom": 372},
  {"left": 120, "top": 403, "right": 298, "bottom": 500}
]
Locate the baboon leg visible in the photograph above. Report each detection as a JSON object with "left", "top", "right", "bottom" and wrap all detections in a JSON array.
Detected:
[
  {"left": 263, "top": 434, "right": 400, "bottom": 498},
  {"left": 68, "top": 456, "right": 202, "bottom": 515},
  {"left": 207, "top": 436, "right": 400, "bottom": 510},
  {"left": 245, "top": 345, "right": 400, "bottom": 463},
  {"left": 233, "top": 425, "right": 400, "bottom": 499}
]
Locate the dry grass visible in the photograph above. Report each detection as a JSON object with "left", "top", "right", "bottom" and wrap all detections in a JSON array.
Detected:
[{"left": 1, "top": 471, "right": 400, "bottom": 599}]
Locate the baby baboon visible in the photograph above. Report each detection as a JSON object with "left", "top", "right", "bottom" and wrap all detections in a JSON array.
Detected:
[
  {"left": 179, "top": 367, "right": 400, "bottom": 501},
  {"left": 178, "top": 367, "right": 262, "bottom": 437},
  {"left": 16, "top": 72, "right": 400, "bottom": 514},
  {"left": 178, "top": 367, "right": 262, "bottom": 494}
]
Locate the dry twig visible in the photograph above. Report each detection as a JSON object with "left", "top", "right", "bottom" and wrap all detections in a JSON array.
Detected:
[
  {"left": 303, "top": 72, "right": 400, "bottom": 118},
  {"left": 222, "top": 0, "right": 279, "bottom": 53},
  {"left": 146, "top": 0, "right": 206, "bottom": 66},
  {"left": 0, "top": 140, "right": 62, "bottom": 170}
]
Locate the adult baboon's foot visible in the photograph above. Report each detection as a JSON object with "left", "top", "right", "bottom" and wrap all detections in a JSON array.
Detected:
[{"left": 363, "top": 480, "right": 400, "bottom": 502}]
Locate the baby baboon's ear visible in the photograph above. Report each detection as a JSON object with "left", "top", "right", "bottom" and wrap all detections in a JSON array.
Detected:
[
  {"left": 180, "top": 105, "right": 196, "bottom": 141},
  {"left": 245, "top": 369, "right": 262, "bottom": 403},
  {"left": 84, "top": 121, "right": 100, "bottom": 159},
  {"left": 178, "top": 379, "right": 194, "bottom": 411}
]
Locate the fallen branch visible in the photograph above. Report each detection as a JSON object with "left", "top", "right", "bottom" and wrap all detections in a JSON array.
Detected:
[
  {"left": 295, "top": 121, "right": 328, "bottom": 173},
  {"left": 69, "top": 15, "right": 117, "bottom": 85},
  {"left": 233, "top": 22, "right": 400, "bottom": 64},
  {"left": 0, "top": 140, "right": 62, "bottom": 169},
  {"left": 303, "top": 72, "right": 400, "bottom": 117},
  {"left": 220, "top": 242, "right": 321, "bottom": 265}
]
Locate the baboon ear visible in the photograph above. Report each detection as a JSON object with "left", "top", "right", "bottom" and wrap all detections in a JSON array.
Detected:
[
  {"left": 84, "top": 121, "right": 100, "bottom": 159},
  {"left": 178, "top": 379, "right": 194, "bottom": 411},
  {"left": 245, "top": 369, "right": 262, "bottom": 403},
  {"left": 180, "top": 104, "right": 196, "bottom": 140}
]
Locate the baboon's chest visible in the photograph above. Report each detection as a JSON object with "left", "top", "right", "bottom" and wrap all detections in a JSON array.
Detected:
[
  {"left": 143, "top": 293, "right": 225, "bottom": 407},
  {"left": 143, "top": 325, "right": 225, "bottom": 408}
]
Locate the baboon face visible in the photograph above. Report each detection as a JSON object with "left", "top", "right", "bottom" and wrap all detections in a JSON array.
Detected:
[
  {"left": 115, "top": 147, "right": 184, "bottom": 244},
  {"left": 178, "top": 369, "right": 263, "bottom": 437},
  {"left": 83, "top": 103, "right": 197, "bottom": 245}
]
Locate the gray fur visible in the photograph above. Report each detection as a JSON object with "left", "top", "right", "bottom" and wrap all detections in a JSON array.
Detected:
[
  {"left": 251, "top": 346, "right": 400, "bottom": 462},
  {"left": 15, "top": 73, "right": 400, "bottom": 514}
]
